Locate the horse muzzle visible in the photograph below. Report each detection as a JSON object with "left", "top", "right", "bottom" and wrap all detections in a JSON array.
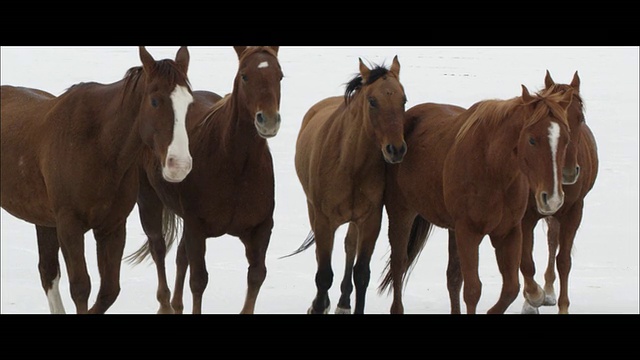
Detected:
[
  {"left": 382, "top": 141, "right": 407, "bottom": 164},
  {"left": 162, "top": 155, "right": 192, "bottom": 183},
  {"left": 536, "top": 190, "right": 564, "bottom": 216},
  {"left": 255, "top": 111, "right": 281, "bottom": 139}
]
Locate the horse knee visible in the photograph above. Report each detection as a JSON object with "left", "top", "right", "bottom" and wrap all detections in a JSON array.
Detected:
[{"left": 247, "top": 265, "right": 267, "bottom": 287}]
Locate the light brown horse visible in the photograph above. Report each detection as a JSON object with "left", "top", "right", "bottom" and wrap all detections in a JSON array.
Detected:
[
  {"left": 125, "top": 46, "right": 282, "bottom": 314},
  {"left": 1, "top": 47, "right": 193, "bottom": 314},
  {"left": 288, "top": 56, "right": 407, "bottom": 314},
  {"left": 379, "top": 85, "right": 573, "bottom": 314},
  {"left": 440, "top": 71, "right": 599, "bottom": 314}
]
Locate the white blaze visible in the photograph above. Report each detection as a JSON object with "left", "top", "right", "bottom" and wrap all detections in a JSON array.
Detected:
[
  {"left": 258, "top": 61, "right": 269, "bottom": 69},
  {"left": 547, "top": 121, "right": 562, "bottom": 208},
  {"left": 164, "top": 85, "right": 193, "bottom": 182}
]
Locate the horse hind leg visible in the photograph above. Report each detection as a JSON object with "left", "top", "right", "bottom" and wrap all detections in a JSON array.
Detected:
[
  {"left": 170, "top": 234, "right": 188, "bottom": 314},
  {"left": 90, "top": 223, "right": 127, "bottom": 314},
  {"left": 56, "top": 213, "right": 91, "bottom": 314},
  {"left": 335, "top": 223, "right": 357, "bottom": 314},
  {"left": 36, "top": 225, "right": 66, "bottom": 314},
  {"left": 555, "top": 203, "right": 583, "bottom": 314},
  {"left": 447, "top": 230, "right": 463, "bottom": 314},
  {"left": 239, "top": 218, "right": 273, "bottom": 314}
]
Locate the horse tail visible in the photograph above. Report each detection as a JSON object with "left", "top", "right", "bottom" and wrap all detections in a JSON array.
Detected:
[
  {"left": 123, "top": 206, "right": 183, "bottom": 266},
  {"left": 378, "top": 215, "right": 433, "bottom": 294},
  {"left": 278, "top": 230, "right": 316, "bottom": 259}
]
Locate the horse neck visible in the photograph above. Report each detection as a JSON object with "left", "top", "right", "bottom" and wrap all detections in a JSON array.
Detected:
[
  {"left": 194, "top": 91, "right": 267, "bottom": 167},
  {"left": 101, "top": 78, "right": 147, "bottom": 169},
  {"left": 334, "top": 98, "right": 381, "bottom": 171}
]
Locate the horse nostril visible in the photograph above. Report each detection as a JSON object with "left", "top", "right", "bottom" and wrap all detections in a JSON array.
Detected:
[
  {"left": 256, "top": 112, "right": 265, "bottom": 124},
  {"left": 541, "top": 192, "right": 548, "bottom": 205},
  {"left": 386, "top": 144, "right": 394, "bottom": 155},
  {"left": 399, "top": 143, "right": 407, "bottom": 156},
  {"left": 575, "top": 165, "right": 581, "bottom": 176}
]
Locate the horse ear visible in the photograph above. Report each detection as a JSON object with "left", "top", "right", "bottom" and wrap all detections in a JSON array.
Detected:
[
  {"left": 139, "top": 46, "right": 156, "bottom": 73},
  {"left": 570, "top": 71, "right": 581, "bottom": 92},
  {"left": 359, "top": 58, "right": 371, "bottom": 82},
  {"left": 390, "top": 55, "right": 400, "bottom": 78},
  {"left": 175, "top": 46, "right": 190, "bottom": 74},
  {"left": 544, "top": 70, "right": 555, "bottom": 89},
  {"left": 269, "top": 46, "right": 279, "bottom": 55},
  {"left": 234, "top": 46, "right": 247, "bottom": 59},
  {"left": 521, "top": 85, "right": 535, "bottom": 104}
]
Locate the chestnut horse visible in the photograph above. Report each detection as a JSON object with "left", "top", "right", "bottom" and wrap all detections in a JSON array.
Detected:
[
  {"left": 288, "top": 56, "right": 407, "bottom": 314},
  {"left": 1, "top": 47, "right": 193, "bottom": 314},
  {"left": 379, "top": 85, "right": 573, "bottom": 314},
  {"left": 438, "top": 71, "right": 599, "bottom": 314},
  {"left": 125, "top": 46, "right": 282, "bottom": 314}
]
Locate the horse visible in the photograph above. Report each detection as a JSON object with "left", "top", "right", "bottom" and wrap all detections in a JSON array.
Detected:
[
  {"left": 439, "top": 71, "right": 599, "bottom": 314},
  {"left": 287, "top": 56, "right": 407, "bottom": 314},
  {"left": 124, "top": 46, "right": 282, "bottom": 314},
  {"left": 379, "top": 84, "right": 574, "bottom": 314},
  {"left": 0, "top": 46, "right": 194, "bottom": 314}
]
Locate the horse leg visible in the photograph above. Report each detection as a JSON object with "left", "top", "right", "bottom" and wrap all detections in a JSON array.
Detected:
[
  {"left": 543, "top": 217, "right": 560, "bottom": 306},
  {"left": 89, "top": 223, "right": 126, "bottom": 313},
  {"left": 170, "top": 233, "right": 188, "bottom": 314},
  {"left": 446, "top": 229, "right": 462, "bottom": 314},
  {"left": 520, "top": 211, "right": 545, "bottom": 314},
  {"left": 239, "top": 218, "right": 273, "bottom": 314},
  {"left": 454, "top": 223, "right": 484, "bottom": 314},
  {"left": 138, "top": 173, "right": 174, "bottom": 314},
  {"left": 385, "top": 207, "right": 415, "bottom": 314},
  {"left": 352, "top": 212, "right": 383, "bottom": 314},
  {"left": 335, "top": 222, "right": 357, "bottom": 314},
  {"left": 35, "top": 225, "right": 66, "bottom": 314},
  {"left": 184, "top": 220, "right": 208, "bottom": 314},
  {"left": 488, "top": 225, "right": 523, "bottom": 314},
  {"left": 308, "top": 214, "right": 337, "bottom": 314},
  {"left": 555, "top": 201, "right": 583, "bottom": 314},
  {"left": 56, "top": 214, "right": 91, "bottom": 314}
]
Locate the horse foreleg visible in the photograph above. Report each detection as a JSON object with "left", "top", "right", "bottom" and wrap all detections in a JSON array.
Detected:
[
  {"left": 352, "top": 212, "right": 382, "bottom": 314},
  {"left": 170, "top": 234, "right": 188, "bottom": 314},
  {"left": 308, "top": 215, "right": 336, "bottom": 314},
  {"left": 555, "top": 201, "right": 583, "bottom": 314},
  {"left": 184, "top": 221, "right": 208, "bottom": 314},
  {"left": 239, "top": 218, "right": 272, "bottom": 314},
  {"left": 336, "top": 223, "right": 357, "bottom": 314},
  {"left": 488, "top": 225, "right": 523, "bottom": 314},
  {"left": 543, "top": 217, "right": 560, "bottom": 306},
  {"left": 36, "top": 225, "right": 66, "bottom": 314},
  {"left": 385, "top": 207, "right": 415, "bottom": 314},
  {"left": 90, "top": 223, "right": 126, "bottom": 314},
  {"left": 138, "top": 175, "right": 174, "bottom": 314},
  {"left": 446, "top": 230, "right": 462, "bottom": 314},
  {"left": 56, "top": 214, "right": 91, "bottom": 314},
  {"left": 520, "top": 211, "right": 545, "bottom": 314},
  {"left": 455, "top": 223, "right": 484, "bottom": 314}
]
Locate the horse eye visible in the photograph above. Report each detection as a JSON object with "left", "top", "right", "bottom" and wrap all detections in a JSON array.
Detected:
[
  {"left": 368, "top": 97, "right": 377, "bottom": 108},
  {"left": 151, "top": 98, "right": 159, "bottom": 108},
  {"left": 529, "top": 137, "right": 536, "bottom": 146},
  {"left": 241, "top": 74, "right": 248, "bottom": 82}
]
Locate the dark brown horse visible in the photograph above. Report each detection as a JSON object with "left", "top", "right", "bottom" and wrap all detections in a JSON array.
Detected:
[
  {"left": 125, "top": 46, "right": 282, "bottom": 314},
  {"left": 1, "top": 47, "right": 193, "bottom": 314},
  {"left": 379, "top": 85, "right": 573, "bottom": 314},
  {"left": 438, "top": 71, "right": 599, "bottom": 314},
  {"left": 288, "top": 56, "right": 407, "bottom": 314}
]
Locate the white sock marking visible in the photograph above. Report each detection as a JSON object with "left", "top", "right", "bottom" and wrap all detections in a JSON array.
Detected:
[{"left": 47, "top": 273, "right": 66, "bottom": 314}]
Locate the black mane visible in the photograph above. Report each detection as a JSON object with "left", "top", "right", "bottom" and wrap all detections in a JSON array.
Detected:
[{"left": 344, "top": 62, "right": 390, "bottom": 103}]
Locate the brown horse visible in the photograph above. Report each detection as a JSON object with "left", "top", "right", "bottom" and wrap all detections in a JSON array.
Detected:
[
  {"left": 288, "top": 56, "right": 407, "bottom": 314},
  {"left": 440, "top": 71, "right": 599, "bottom": 314},
  {"left": 379, "top": 85, "right": 574, "bottom": 314},
  {"left": 1, "top": 47, "right": 194, "bottom": 314},
  {"left": 125, "top": 46, "right": 282, "bottom": 314}
]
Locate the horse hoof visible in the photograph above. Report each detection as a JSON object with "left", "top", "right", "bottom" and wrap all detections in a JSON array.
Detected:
[
  {"left": 543, "top": 293, "right": 557, "bottom": 306},
  {"left": 521, "top": 301, "right": 540, "bottom": 314},
  {"left": 307, "top": 302, "right": 330, "bottom": 314},
  {"left": 335, "top": 306, "right": 351, "bottom": 314},
  {"left": 157, "top": 306, "right": 175, "bottom": 315}
]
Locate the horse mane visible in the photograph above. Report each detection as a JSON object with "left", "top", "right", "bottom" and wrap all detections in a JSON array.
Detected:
[
  {"left": 455, "top": 90, "right": 571, "bottom": 143},
  {"left": 343, "top": 63, "right": 391, "bottom": 104}
]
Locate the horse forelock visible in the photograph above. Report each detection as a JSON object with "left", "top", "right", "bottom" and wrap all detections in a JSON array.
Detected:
[
  {"left": 238, "top": 46, "right": 279, "bottom": 63},
  {"left": 529, "top": 90, "right": 571, "bottom": 130},
  {"left": 123, "top": 60, "right": 191, "bottom": 94},
  {"left": 539, "top": 83, "right": 585, "bottom": 118},
  {"left": 344, "top": 65, "right": 391, "bottom": 105}
]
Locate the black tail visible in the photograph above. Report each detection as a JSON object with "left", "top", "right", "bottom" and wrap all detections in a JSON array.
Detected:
[
  {"left": 378, "top": 215, "right": 433, "bottom": 294},
  {"left": 123, "top": 206, "right": 183, "bottom": 266},
  {"left": 278, "top": 230, "right": 316, "bottom": 259}
]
